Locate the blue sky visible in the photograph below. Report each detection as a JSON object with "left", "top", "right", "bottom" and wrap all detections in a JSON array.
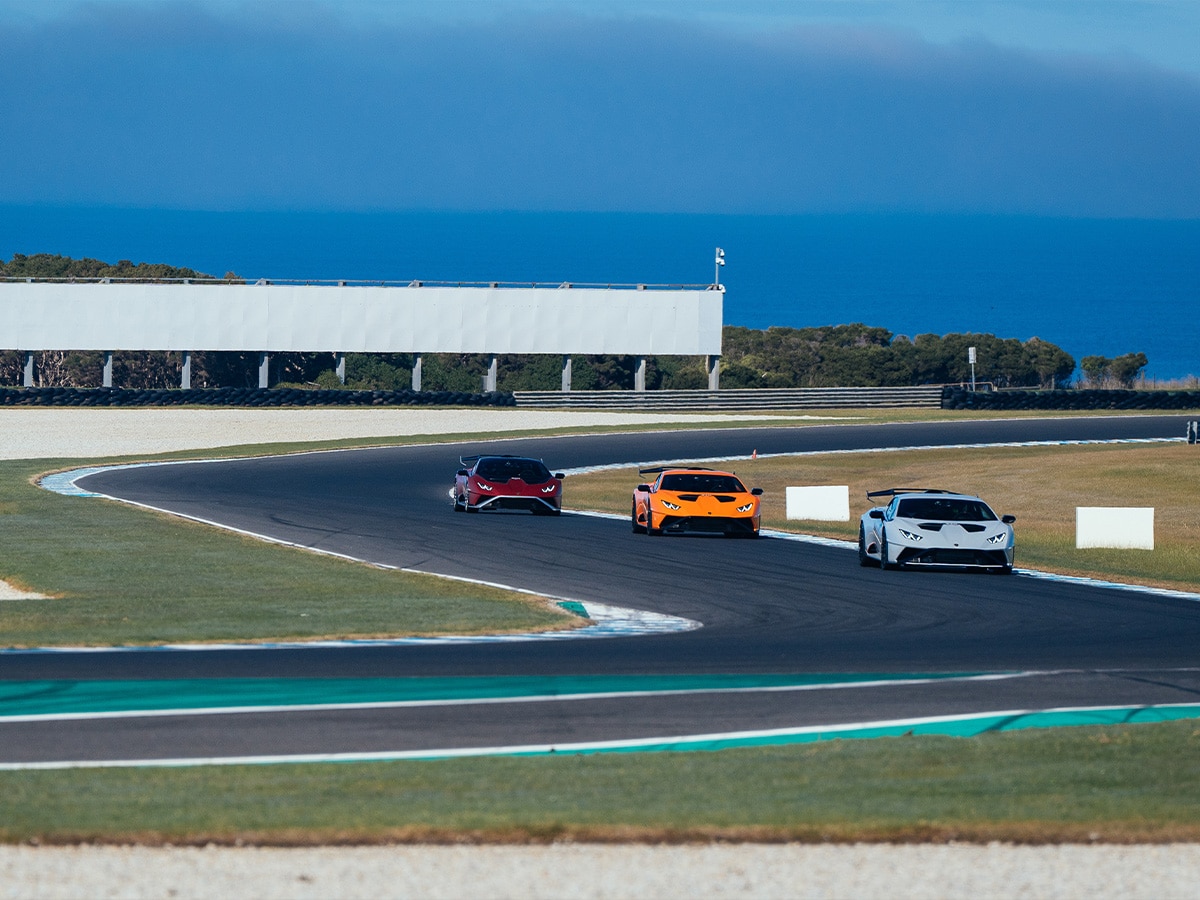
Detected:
[{"left": 2, "top": 0, "right": 1198, "bottom": 216}]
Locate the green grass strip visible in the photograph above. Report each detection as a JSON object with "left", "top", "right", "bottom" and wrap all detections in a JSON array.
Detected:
[{"left": 0, "top": 673, "right": 985, "bottom": 719}]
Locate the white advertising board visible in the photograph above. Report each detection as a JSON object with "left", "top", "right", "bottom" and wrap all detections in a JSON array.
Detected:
[
  {"left": 1075, "top": 507, "right": 1155, "bottom": 550},
  {"left": 785, "top": 485, "right": 851, "bottom": 521},
  {"left": 0, "top": 284, "right": 723, "bottom": 355}
]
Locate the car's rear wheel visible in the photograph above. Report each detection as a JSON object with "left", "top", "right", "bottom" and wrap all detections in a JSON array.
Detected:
[{"left": 631, "top": 503, "right": 646, "bottom": 534}]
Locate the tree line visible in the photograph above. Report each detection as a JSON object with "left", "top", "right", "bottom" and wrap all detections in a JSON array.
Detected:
[{"left": 3, "top": 254, "right": 1149, "bottom": 390}]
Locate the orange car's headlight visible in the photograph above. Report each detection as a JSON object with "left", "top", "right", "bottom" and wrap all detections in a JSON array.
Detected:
[
  {"left": 661, "top": 500, "right": 681, "bottom": 510},
  {"left": 736, "top": 503, "right": 755, "bottom": 513}
]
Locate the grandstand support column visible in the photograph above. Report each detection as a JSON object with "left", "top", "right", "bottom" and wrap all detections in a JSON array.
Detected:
[
  {"left": 484, "top": 355, "right": 498, "bottom": 392},
  {"left": 23, "top": 352, "right": 34, "bottom": 387},
  {"left": 181, "top": 351, "right": 192, "bottom": 390},
  {"left": 707, "top": 355, "right": 720, "bottom": 391},
  {"left": 334, "top": 353, "right": 346, "bottom": 385},
  {"left": 561, "top": 355, "right": 572, "bottom": 392},
  {"left": 258, "top": 353, "right": 270, "bottom": 389},
  {"left": 103, "top": 351, "right": 114, "bottom": 388},
  {"left": 634, "top": 356, "right": 647, "bottom": 392},
  {"left": 411, "top": 354, "right": 422, "bottom": 391}
]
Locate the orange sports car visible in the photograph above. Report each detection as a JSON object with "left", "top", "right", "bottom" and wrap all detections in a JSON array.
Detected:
[{"left": 631, "top": 466, "right": 763, "bottom": 538}]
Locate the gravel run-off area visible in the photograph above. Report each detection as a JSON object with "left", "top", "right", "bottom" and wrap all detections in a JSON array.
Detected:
[
  {"left": 5, "top": 843, "right": 1200, "bottom": 900},
  {"left": 3, "top": 406, "right": 1198, "bottom": 897}
]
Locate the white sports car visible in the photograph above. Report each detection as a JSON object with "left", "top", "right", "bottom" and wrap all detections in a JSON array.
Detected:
[{"left": 859, "top": 488, "right": 1016, "bottom": 573}]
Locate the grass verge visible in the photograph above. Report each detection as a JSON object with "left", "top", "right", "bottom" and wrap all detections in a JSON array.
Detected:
[
  {"left": 0, "top": 458, "right": 573, "bottom": 646},
  {"left": 568, "top": 442, "right": 1200, "bottom": 592},
  {"left": 3, "top": 721, "right": 1200, "bottom": 844}
]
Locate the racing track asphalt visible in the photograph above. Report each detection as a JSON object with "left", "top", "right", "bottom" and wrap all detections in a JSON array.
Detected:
[{"left": 4, "top": 414, "right": 1200, "bottom": 764}]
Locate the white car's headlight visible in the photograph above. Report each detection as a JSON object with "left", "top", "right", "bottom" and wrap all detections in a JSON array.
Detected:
[
  {"left": 898, "top": 529, "right": 923, "bottom": 541},
  {"left": 661, "top": 500, "right": 681, "bottom": 510},
  {"left": 736, "top": 503, "right": 755, "bottom": 513},
  {"left": 986, "top": 532, "right": 1008, "bottom": 544}
]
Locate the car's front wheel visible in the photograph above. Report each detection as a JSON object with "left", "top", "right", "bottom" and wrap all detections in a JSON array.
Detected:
[
  {"left": 880, "top": 532, "right": 900, "bottom": 570},
  {"left": 858, "top": 524, "right": 873, "bottom": 566},
  {"left": 646, "top": 509, "right": 660, "bottom": 536},
  {"left": 631, "top": 502, "right": 646, "bottom": 534}
]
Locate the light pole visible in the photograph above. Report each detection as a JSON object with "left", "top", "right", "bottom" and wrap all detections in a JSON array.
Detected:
[{"left": 714, "top": 247, "right": 725, "bottom": 289}]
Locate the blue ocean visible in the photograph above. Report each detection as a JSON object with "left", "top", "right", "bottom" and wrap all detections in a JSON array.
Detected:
[{"left": 2, "top": 207, "right": 1197, "bottom": 381}]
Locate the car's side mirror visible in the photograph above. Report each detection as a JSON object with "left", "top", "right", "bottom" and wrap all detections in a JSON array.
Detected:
[
  {"left": 868, "top": 509, "right": 884, "bottom": 519},
  {"left": 751, "top": 487, "right": 763, "bottom": 496},
  {"left": 636, "top": 484, "right": 652, "bottom": 493},
  {"left": 555, "top": 473, "right": 566, "bottom": 480},
  {"left": 456, "top": 469, "right": 469, "bottom": 477},
  {"left": 1002, "top": 514, "right": 1016, "bottom": 524}
]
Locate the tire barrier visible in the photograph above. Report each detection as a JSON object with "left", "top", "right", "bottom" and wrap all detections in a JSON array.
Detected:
[
  {"left": 942, "top": 386, "right": 1200, "bottom": 412},
  {"left": 0, "top": 387, "right": 516, "bottom": 408},
  {"left": 515, "top": 386, "right": 945, "bottom": 410}
]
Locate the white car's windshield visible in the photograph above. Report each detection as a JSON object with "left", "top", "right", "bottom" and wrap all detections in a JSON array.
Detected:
[{"left": 897, "top": 497, "right": 997, "bottom": 522}]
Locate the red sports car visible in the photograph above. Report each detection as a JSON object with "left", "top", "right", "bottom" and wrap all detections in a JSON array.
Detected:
[{"left": 452, "top": 455, "right": 565, "bottom": 515}]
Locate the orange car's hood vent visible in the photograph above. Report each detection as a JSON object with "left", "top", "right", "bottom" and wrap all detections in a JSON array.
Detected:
[
  {"left": 677, "top": 494, "right": 700, "bottom": 501},
  {"left": 673, "top": 494, "right": 738, "bottom": 503}
]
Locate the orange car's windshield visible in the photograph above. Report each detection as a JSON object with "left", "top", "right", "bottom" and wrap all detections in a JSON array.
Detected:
[{"left": 659, "top": 473, "right": 746, "bottom": 493}]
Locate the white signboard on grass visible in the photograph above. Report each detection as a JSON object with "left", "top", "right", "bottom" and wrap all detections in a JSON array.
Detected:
[
  {"left": 786, "top": 486, "right": 851, "bottom": 521},
  {"left": 1076, "top": 507, "right": 1154, "bottom": 550}
]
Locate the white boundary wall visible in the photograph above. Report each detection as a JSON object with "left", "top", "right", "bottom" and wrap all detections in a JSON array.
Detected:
[
  {"left": 785, "top": 486, "right": 851, "bottom": 521},
  {"left": 0, "top": 283, "right": 722, "bottom": 355},
  {"left": 1076, "top": 507, "right": 1155, "bottom": 550}
]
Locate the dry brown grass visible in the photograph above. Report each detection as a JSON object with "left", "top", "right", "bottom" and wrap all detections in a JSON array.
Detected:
[{"left": 567, "top": 443, "right": 1200, "bottom": 591}]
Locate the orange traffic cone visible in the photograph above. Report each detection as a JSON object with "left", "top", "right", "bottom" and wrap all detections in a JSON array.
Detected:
[{"left": 752, "top": 449, "right": 757, "bottom": 459}]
